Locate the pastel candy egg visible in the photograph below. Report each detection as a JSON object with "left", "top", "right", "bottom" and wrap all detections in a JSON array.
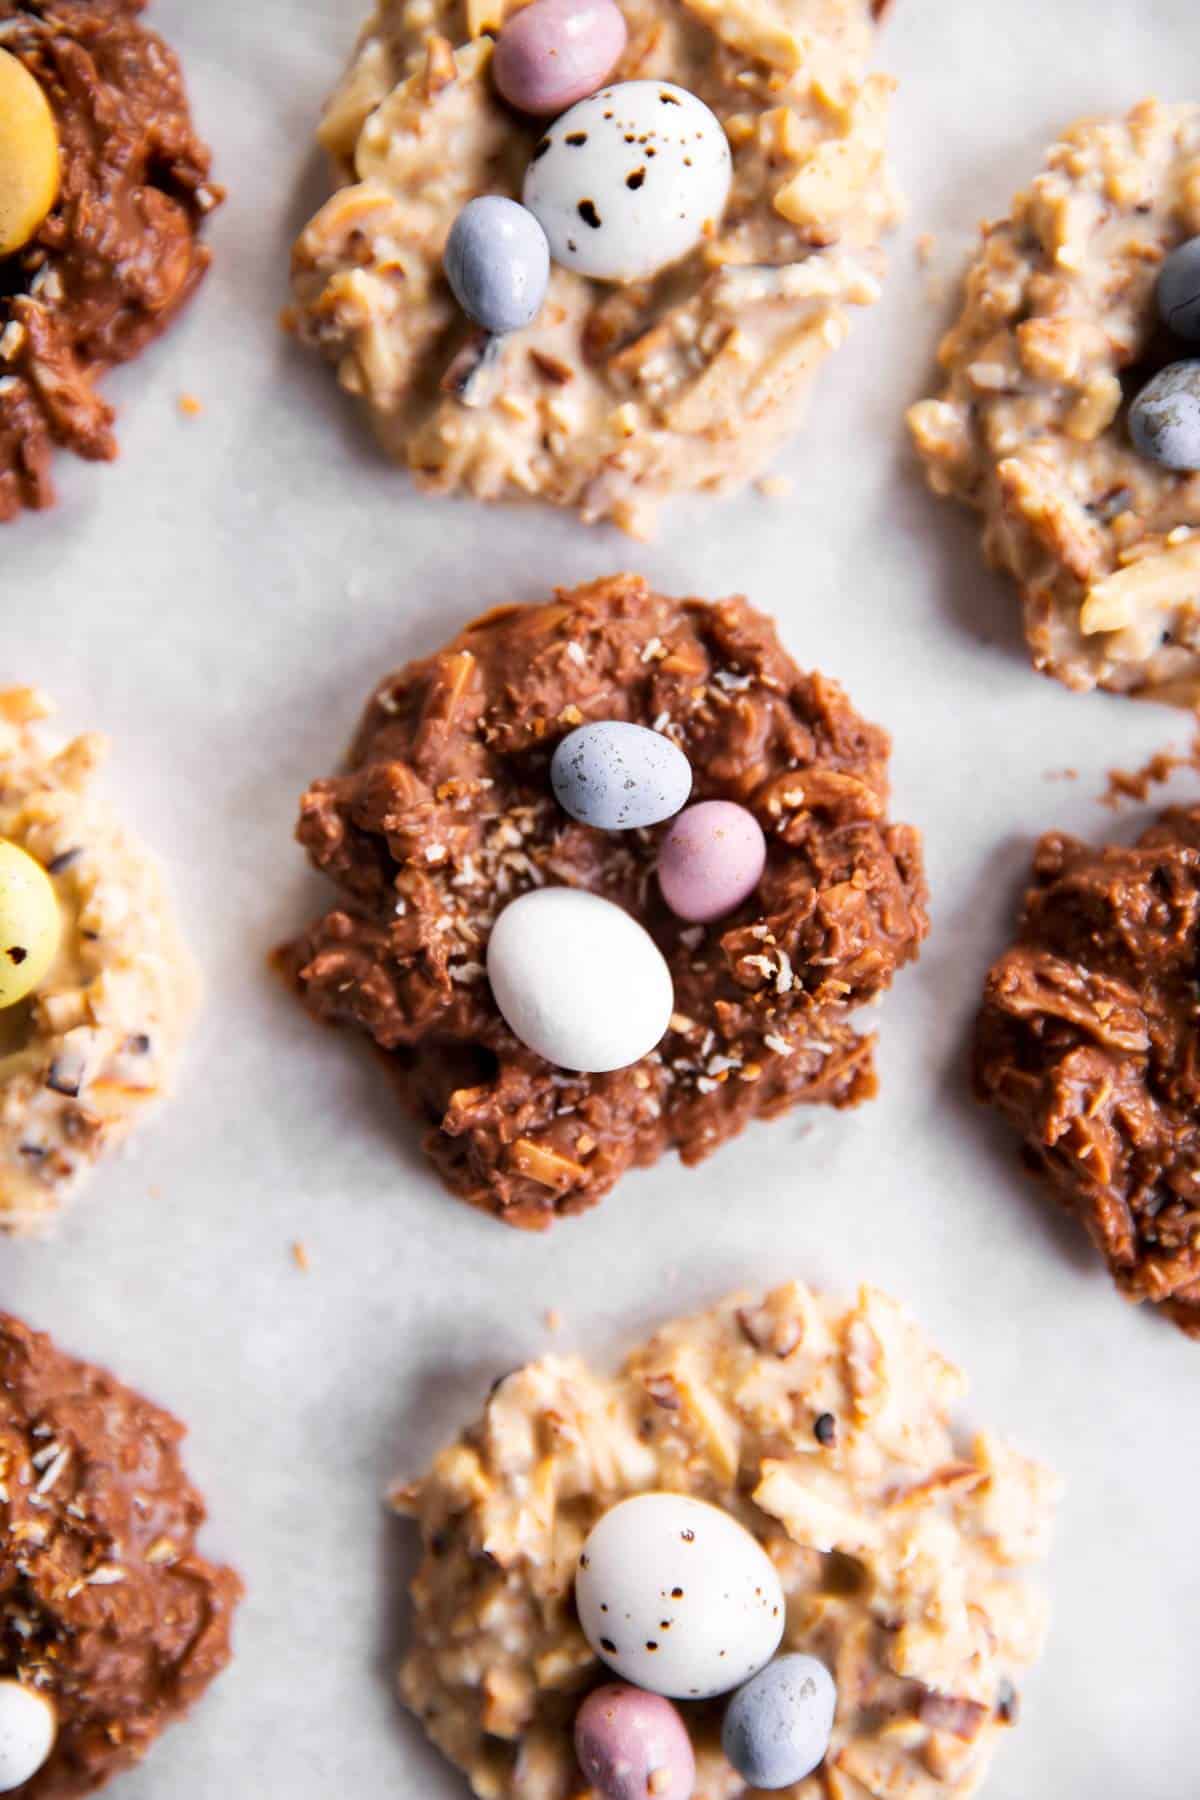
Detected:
[
  {"left": 721, "top": 1655, "right": 837, "bottom": 1790},
  {"left": 575, "top": 1493, "right": 785, "bottom": 1700},
  {"left": 551, "top": 721, "right": 691, "bottom": 829},
  {"left": 1157, "top": 235, "right": 1200, "bottom": 341},
  {"left": 1129, "top": 360, "right": 1200, "bottom": 471},
  {"left": 486, "top": 887, "right": 672, "bottom": 1071},
  {"left": 574, "top": 1684, "right": 695, "bottom": 1800},
  {"left": 444, "top": 196, "right": 550, "bottom": 334},
  {"left": 0, "top": 1680, "right": 56, "bottom": 1792},
  {"left": 657, "top": 801, "right": 766, "bottom": 924},
  {"left": 494, "top": 0, "right": 628, "bottom": 117},
  {"left": 0, "top": 47, "right": 60, "bottom": 258},
  {"left": 0, "top": 840, "right": 61, "bottom": 1009},
  {"left": 523, "top": 81, "right": 732, "bottom": 284}
]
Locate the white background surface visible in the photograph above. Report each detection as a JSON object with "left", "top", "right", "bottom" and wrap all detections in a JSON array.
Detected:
[{"left": 4, "top": 0, "right": 1200, "bottom": 1794}]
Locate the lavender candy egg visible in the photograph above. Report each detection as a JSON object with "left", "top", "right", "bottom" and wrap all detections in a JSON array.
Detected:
[
  {"left": 494, "top": 0, "right": 627, "bottom": 117},
  {"left": 444, "top": 196, "right": 550, "bottom": 334},
  {"left": 721, "top": 1655, "right": 837, "bottom": 1790},
  {"left": 657, "top": 800, "right": 766, "bottom": 924},
  {"left": 551, "top": 721, "right": 691, "bottom": 829},
  {"left": 523, "top": 80, "right": 732, "bottom": 284},
  {"left": 574, "top": 1685, "right": 696, "bottom": 1800}
]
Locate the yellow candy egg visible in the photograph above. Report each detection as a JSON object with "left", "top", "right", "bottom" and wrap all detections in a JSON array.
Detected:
[
  {"left": 0, "top": 841, "right": 61, "bottom": 1009},
  {"left": 0, "top": 47, "right": 60, "bottom": 259}
]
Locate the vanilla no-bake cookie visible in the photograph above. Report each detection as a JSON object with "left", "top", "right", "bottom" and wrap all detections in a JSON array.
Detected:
[
  {"left": 289, "top": 0, "right": 898, "bottom": 535},
  {"left": 394, "top": 1283, "right": 1060, "bottom": 1799},
  {"left": 909, "top": 99, "right": 1200, "bottom": 700},
  {"left": 0, "top": 689, "right": 197, "bottom": 1230},
  {"left": 283, "top": 575, "right": 927, "bottom": 1228}
]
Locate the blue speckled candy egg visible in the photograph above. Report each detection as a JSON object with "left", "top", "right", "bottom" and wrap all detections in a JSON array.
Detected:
[
  {"left": 575, "top": 1493, "right": 785, "bottom": 1700},
  {"left": 522, "top": 80, "right": 732, "bottom": 283},
  {"left": 574, "top": 1685, "right": 695, "bottom": 1800},
  {"left": 1158, "top": 236, "right": 1200, "bottom": 342},
  {"left": 443, "top": 196, "right": 550, "bottom": 334},
  {"left": 551, "top": 721, "right": 691, "bottom": 830},
  {"left": 721, "top": 1655, "right": 837, "bottom": 1790},
  {"left": 1129, "top": 360, "right": 1200, "bottom": 471}
]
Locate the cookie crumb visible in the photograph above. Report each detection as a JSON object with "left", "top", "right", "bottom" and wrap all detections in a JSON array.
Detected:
[
  {"left": 544, "top": 1307, "right": 563, "bottom": 1333},
  {"left": 291, "top": 1240, "right": 311, "bottom": 1272},
  {"left": 757, "top": 474, "right": 793, "bottom": 500},
  {"left": 177, "top": 392, "right": 203, "bottom": 419},
  {"left": 1101, "top": 733, "right": 1200, "bottom": 808}
]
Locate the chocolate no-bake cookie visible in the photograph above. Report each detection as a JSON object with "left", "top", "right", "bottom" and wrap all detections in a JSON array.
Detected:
[
  {"left": 0, "top": 0, "right": 222, "bottom": 522},
  {"left": 976, "top": 807, "right": 1200, "bottom": 1337},
  {"left": 0, "top": 1312, "right": 241, "bottom": 1796},
  {"left": 285, "top": 574, "right": 927, "bottom": 1228}
]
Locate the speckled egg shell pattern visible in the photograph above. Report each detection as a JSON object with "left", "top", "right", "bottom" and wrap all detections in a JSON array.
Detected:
[
  {"left": 523, "top": 82, "right": 732, "bottom": 283},
  {"left": 551, "top": 720, "right": 691, "bottom": 828},
  {"left": 575, "top": 1493, "right": 784, "bottom": 1697}
]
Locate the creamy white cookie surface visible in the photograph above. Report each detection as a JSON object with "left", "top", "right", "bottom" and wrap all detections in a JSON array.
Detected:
[
  {"left": 910, "top": 99, "right": 1200, "bottom": 700},
  {"left": 290, "top": 0, "right": 898, "bottom": 536},
  {"left": 393, "top": 1282, "right": 1060, "bottom": 1800},
  {"left": 0, "top": 689, "right": 197, "bottom": 1230}
]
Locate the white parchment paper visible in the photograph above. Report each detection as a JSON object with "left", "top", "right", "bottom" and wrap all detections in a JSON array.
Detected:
[{"left": 5, "top": 0, "right": 1200, "bottom": 1793}]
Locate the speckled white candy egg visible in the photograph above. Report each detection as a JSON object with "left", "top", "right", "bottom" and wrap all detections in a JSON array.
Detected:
[
  {"left": 0, "top": 1680, "right": 56, "bottom": 1792},
  {"left": 576, "top": 1493, "right": 785, "bottom": 1700},
  {"left": 486, "top": 887, "right": 673, "bottom": 1071},
  {"left": 523, "top": 80, "right": 732, "bottom": 283}
]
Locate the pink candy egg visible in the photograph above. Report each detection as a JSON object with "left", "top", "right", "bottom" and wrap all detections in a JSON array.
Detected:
[
  {"left": 493, "top": 0, "right": 627, "bottom": 116},
  {"left": 657, "top": 801, "right": 766, "bottom": 924},
  {"left": 574, "top": 1684, "right": 696, "bottom": 1800}
]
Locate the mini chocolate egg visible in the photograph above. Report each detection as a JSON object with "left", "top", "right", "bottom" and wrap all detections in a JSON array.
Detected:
[
  {"left": 0, "top": 840, "right": 61, "bottom": 1009},
  {"left": 1129, "top": 360, "right": 1200, "bottom": 471},
  {"left": 0, "top": 1680, "right": 56, "bottom": 1792},
  {"left": 444, "top": 196, "right": 550, "bottom": 334},
  {"left": 574, "top": 1684, "right": 695, "bottom": 1800},
  {"left": 0, "top": 47, "right": 60, "bottom": 259},
  {"left": 575, "top": 1493, "right": 785, "bottom": 1700},
  {"left": 551, "top": 721, "right": 691, "bottom": 830},
  {"left": 721, "top": 1654, "right": 836, "bottom": 1789},
  {"left": 657, "top": 801, "right": 766, "bottom": 924},
  {"left": 522, "top": 80, "right": 732, "bottom": 283},
  {"left": 1158, "top": 235, "right": 1200, "bottom": 341},
  {"left": 494, "top": 0, "right": 628, "bottom": 117},
  {"left": 486, "top": 886, "right": 673, "bottom": 1071}
]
